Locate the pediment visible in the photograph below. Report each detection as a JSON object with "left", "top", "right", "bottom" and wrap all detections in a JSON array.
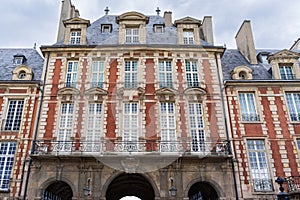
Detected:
[
  {"left": 268, "top": 49, "right": 300, "bottom": 61},
  {"left": 184, "top": 87, "right": 206, "bottom": 96},
  {"left": 85, "top": 87, "right": 108, "bottom": 96},
  {"left": 155, "top": 87, "right": 178, "bottom": 96},
  {"left": 174, "top": 16, "right": 201, "bottom": 26},
  {"left": 57, "top": 87, "right": 80, "bottom": 95},
  {"left": 116, "top": 12, "right": 149, "bottom": 23},
  {"left": 63, "top": 17, "right": 90, "bottom": 26}
]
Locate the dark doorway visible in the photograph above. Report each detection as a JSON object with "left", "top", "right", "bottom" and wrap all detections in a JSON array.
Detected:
[
  {"left": 106, "top": 173, "right": 155, "bottom": 200},
  {"left": 188, "top": 182, "right": 218, "bottom": 200},
  {"left": 42, "top": 181, "right": 73, "bottom": 200}
]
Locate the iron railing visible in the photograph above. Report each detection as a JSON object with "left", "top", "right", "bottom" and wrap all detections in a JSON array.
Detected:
[
  {"left": 286, "top": 176, "right": 300, "bottom": 193},
  {"left": 32, "top": 139, "right": 230, "bottom": 156}
]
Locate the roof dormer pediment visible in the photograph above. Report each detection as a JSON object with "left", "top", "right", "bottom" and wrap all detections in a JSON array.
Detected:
[
  {"left": 63, "top": 17, "right": 91, "bottom": 27},
  {"left": 116, "top": 11, "right": 149, "bottom": 24},
  {"left": 268, "top": 49, "right": 300, "bottom": 61},
  {"left": 174, "top": 16, "right": 201, "bottom": 27}
]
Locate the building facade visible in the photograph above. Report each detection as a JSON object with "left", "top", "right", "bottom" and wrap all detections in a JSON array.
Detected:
[
  {"left": 27, "top": 0, "right": 237, "bottom": 199},
  {"left": 0, "top": 48, "right": 43, "bottom": 199},
  {"left": 222, "top": 21, "right": 300, "bottom": 199}
]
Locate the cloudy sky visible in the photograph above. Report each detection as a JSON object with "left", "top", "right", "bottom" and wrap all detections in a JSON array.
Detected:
[{"left": 0, "top": 0, "right": 299, "bottom": 50}]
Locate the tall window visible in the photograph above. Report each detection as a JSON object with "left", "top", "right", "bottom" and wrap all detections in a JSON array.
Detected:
[
  {"left": 186, "top": 61, "right": 199, "bottom": 87},
  {"left": 159, "top": 60, "right": 173, "bottom": 88},
  {"left": 0, "top": 142, "right": 17, "bottom": 190},
  {"left": 125, "top": 28, "right": 139, "bottom": 43},
  {"left": 70, "top": 30, "right": 81, "bottom": 44},
  {"left": 189, "top": 103, "right": 205, "bottom": 152},
  {"left": 66, "top": 61, "right": 78, "bottom": 87},
  {"left": 85, "top": 103, "right": 102, "bottom": 152},
  {"left": 160, "top": 102, "right": 176, "bottom": 151},
  {"left": 3, "top": 100, "right": 24, "bottom": 131},
  {"left": 183, "top": 31, "right": 194, "bottom": 44},
  {"left": 124, "top": 60, "right": 138, "bottom": 88},
  {"left": 297, "top": 139, "right": 300, "bottom": 151},
  {"left": 286, "top": 93, "right": 300, "bottom": 121},
  {"left": 91, "top": 61, "right": 105, "bottom": 88},
  {"left": 247, "top": 140, "right": 272, "bottom": 192},
  {"left": 279, "top": 65, "right": 293, "bottom": 80},
  {"left": 239, "top": 93, "right": 259, "bottom": 121},
  {"left": 58, "top": 103, "right": 74, "bottom": 143},
  {"left": 123, "top": 103, "right": 138, "bottom": 145}
]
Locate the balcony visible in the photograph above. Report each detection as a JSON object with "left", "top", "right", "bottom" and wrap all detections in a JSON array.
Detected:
[
  {"left": 32, "top": 139, "right": 230, "bottom": 157},
  {"left": 286, "top": 176, "right": 300, "bottom": 193}
]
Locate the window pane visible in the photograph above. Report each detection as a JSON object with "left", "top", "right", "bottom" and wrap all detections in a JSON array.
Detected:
[
  {"left": 123, "top": 103, "right": 138, "bottom": 144},
  {"left": 0, "top": 142, "right": 17, "bottom": 190},
  {"left": 239, "top": 93, "right": 259, "bottom": 121},
  {"left": 286, "top": 93, "right": 300, "bottom": 121},
  {"left": 4, "top": 100, "right": 24, "bottom": 131},
  {"left": 159, "top": 61, "right": 173, "bottom": 88}
]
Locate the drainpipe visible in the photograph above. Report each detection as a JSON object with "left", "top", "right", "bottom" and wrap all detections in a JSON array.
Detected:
[
  {"left": 22, "top": 51, "right": 50, "bottom": 200},
  {"left": 214, "top": 51, "right": 239, "bottom": 200}
]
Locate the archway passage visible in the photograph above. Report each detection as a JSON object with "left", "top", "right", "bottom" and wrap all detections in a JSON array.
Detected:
[
  {"left": 42, "top": 181, "right": 73, "bottom": 200},
  {"left": 106, "top": 173, "right": 155, "bottom": 200},
  {"left": 188, "top": 182, "right": 218, "bottom": 200}
]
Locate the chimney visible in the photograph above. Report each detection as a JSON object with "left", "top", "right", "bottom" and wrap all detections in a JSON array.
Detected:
[
  {"left": 235, "top": 20, "right": 258, "bottom": 64},
  {"left": 164, "top": 11, "right": 172, "bottom": 27},
  {"left": 202, "top": 16, "right": 214, "bottom": 45},
  {"left": 57, "top": 0, "right": 80, "bottom": 43}
]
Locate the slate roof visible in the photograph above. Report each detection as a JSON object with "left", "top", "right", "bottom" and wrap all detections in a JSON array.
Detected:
[
  {"left": 55, "top": 14, "right": 211, "bottom": 46},
  {"left": 221, "top": 49, "right": 278, "bottom": 80},
  {"left": 0, "top": 48, "right": 44, "bottom": 81}
]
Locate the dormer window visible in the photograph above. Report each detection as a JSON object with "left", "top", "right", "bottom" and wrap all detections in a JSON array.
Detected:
[
  {"left": 125, "top": 27, "right": 139, "bottom": 43},
  {"left": 279, "top": 65, "right": 294, "bottom": 80},
  {"left": 231, "top": 65, "right": 253, "bottom": 80},
  {"left": 13, "top": 55, "right": 26, "bottom": 65},
  {"left": 12, "top": 65, "right": 33, "bottom": 80},
  {"left": 101, "top": 24, "right": 112, "bottom": 33},
  {"left": 70, "top": 29, "right": 81, "bottom": 44},
  {"left": 18, "top": 71, "right": 27, "bottom": 79},
  {"left": 239, "top": 71, "right": 247, "bottom": 79},
  {"left": 154, "top": 25, "right": 164, "bottom": 33},
  {"left": 183, "top": 30, "right": 194, "bottom": 44}
]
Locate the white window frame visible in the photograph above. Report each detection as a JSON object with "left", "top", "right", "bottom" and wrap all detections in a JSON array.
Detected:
[
  {"left": 160, "top": 102, "right": 177, "bottom": 152},
  {"left": 159, "top": 60, "right": 173, "bottom": 88},
  {"left": 125, "top": 28, "right": 139, "bottom": 44},
  {"left": 239, "top": 93, "right": 259, "bottom": 121},
  {"left": 66, "top": 61, "right": 78, "bottom": 87},
  {"left": 124, "top": 60, "right": 138, "bottom": 88},
  {"left": 101, "top": 24, "right": 112, "bottom": 33},
  {"left": 183, "top": 31, "right": 194, "bottom": 44},
  {"left": 279, "top": 65, "right": 294, "bottom": 80},
  {"left": 186, "top": 61, "right": 199, "bottom": 87},
  {"left": 247, "top": 139, "right": 272, "bottom": 192},
  {"left": 84, "top": 103, "right": 102, "bottom": 152},
  {"left": 0, "top": 142, "right": 17, "bottom": 190},
  {"left": 286, "top": 93, "right": 300, "bottom": 121},
  {"left": 70, "top": 30, "right": 81, "bottom": 44},
  {"left": 123, "top": 102, "right": 139, "bottom": 145},
  {"left": 91, "top": 60, "right": 105, "bottom": 88},
  {"left": 57, "top": 103, "right": 74, "bottom": 151},
  {"left": 3, "top": 100, "right": 24, "bottom": 131},
  {"left": 188, "top": 103, "right": 205, "bottom": 152}
]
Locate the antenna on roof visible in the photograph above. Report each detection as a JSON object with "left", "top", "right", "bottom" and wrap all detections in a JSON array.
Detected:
[
  {"left": 33, "top": 43, "right": 36, "bottom": 49},
  {"left": 156, "top": 7, "right": 161, "bottom": 16},
  {"left": 104, "top": 6, "right": 110, "bottom": 15}
]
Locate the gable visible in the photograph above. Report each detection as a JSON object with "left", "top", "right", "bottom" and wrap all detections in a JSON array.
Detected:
[
  {"left": 116, "top": 11, "right": 149, "bottom": 24},
  {"left": 63, "top": 17, "right": 91, "bottom": 26},
  {"left": 268, "top": 49, "right": 300, "bottom": 61},
  {"left": 174, "top": 16, "right": 201, "bottom": 26}
]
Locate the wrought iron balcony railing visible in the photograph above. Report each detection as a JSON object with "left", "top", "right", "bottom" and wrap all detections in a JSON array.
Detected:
[
  {"left": 32, "top": 139, "right": 230, "bottom": 157},
  {"left": 286, "top": 176, "right": 300, "bottom": 193}
]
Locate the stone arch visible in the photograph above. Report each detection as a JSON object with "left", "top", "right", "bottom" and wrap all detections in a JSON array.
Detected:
[
  {"left": 39, "top": 177, "right": 77, "bottom": 199},
  {"left": 184, "top": 178, "right": 225, "bottom": 199},
  {"left": 101, "top": 171, "right": 160, "bottom": 199},
  {"left": 12, "top": 65, "right": 33, "bottom": 80}
]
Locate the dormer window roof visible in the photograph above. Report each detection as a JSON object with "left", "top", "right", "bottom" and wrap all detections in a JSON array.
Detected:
[
  {"left": 13, "top": 55, "right": 26, "bottom": 65},
  {"left": 153, "top": 24, "right": 164, "bottom": 33},
  {"left": 101, "top": 24, "right": 112, "bottom": 33}
]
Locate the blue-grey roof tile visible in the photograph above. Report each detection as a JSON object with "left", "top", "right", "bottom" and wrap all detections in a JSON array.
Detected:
[{"left": 0, "top": 48, "right": 44, "bottom": 81}]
